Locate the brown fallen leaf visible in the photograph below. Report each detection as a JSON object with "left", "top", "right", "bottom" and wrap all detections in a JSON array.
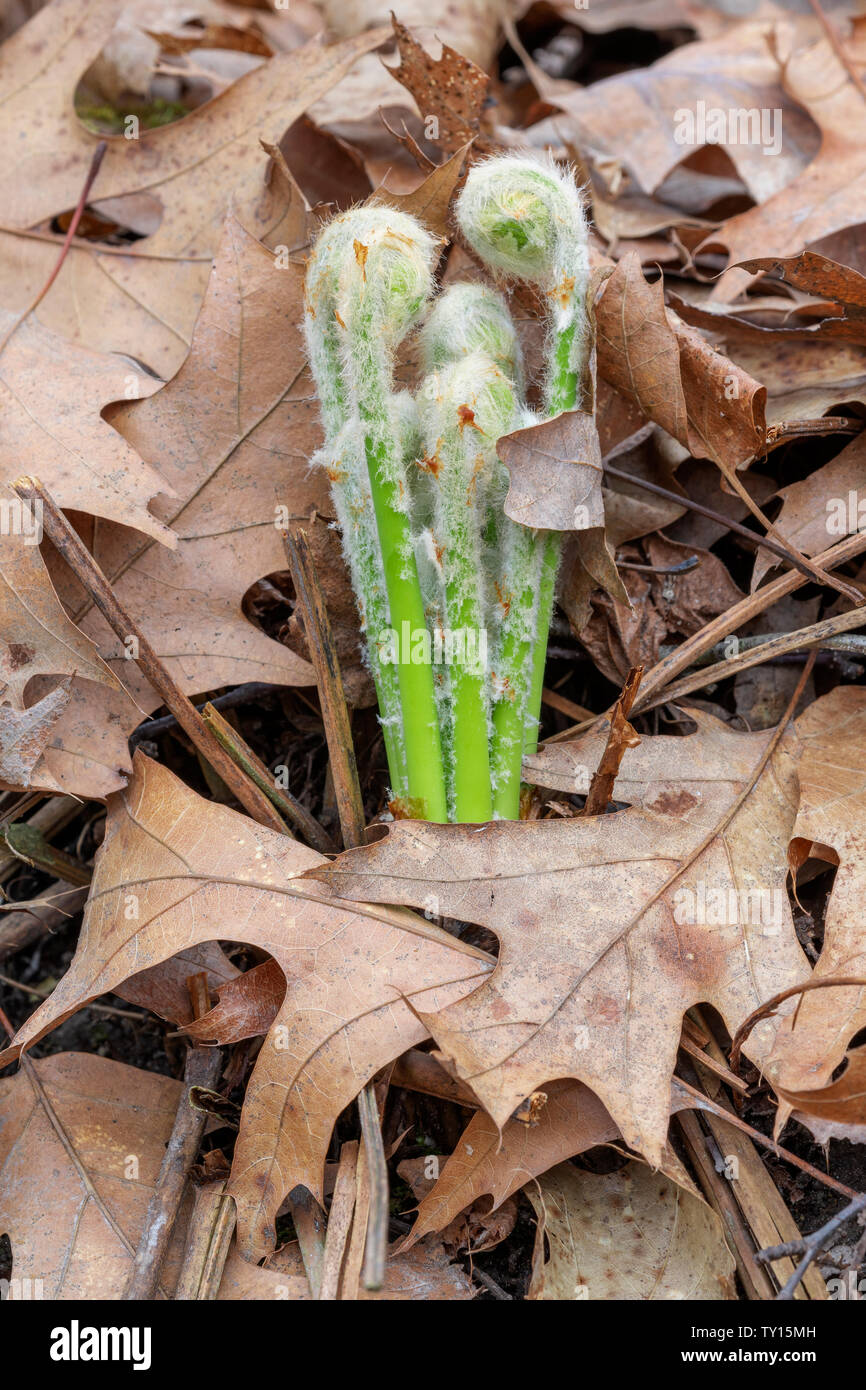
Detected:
[
  {"left": 0, "top": 679, "right": 71, "bottom": 789},
  {"left": 0, "top": 1051, "right": 190, "bottom": 1300},
  {"left": 595, "top": 252, "right": 767, "bottom": 471},
  {"left": 8, "top": 675, "right": 138, "bottom": 801},
  {"left": 765, "top": 687, "right": 866, "bottom": 1120},
  {"left": 560, "top": 0, "right": 705, "bottom": 33},
  {"left": 147, "top": 21, "right": 274, "bottom": 59},
  {"left": 98, "top": 210, "right": 325, "bottom": 690},
  {"left": 496, "top": 407, "right": 605, "bottom": 532},
  {"left": 217, "top": 1230, "right": 475, "bottom": 1300},
  {"left": 712, "top": 326, "right": 866, "bottom": 431},
  {"left": 117, "top": 941, "right": 242, "bottom": 1025},
  {"left": 307, "top": 705, "right": 817, "bottom": 1166},
  {"left": 1, "top": 0, "right": 388, "bottom": 248},
  {"left": 397, "top": 1154, "right": 517, "bottom": 1256},
  {"left": 371, "top": 142, "right": 472, "bottom": 241},
  {"left": 775, "top": 1045, "right": 866, "bottom": 1130},
  {"left": 736, "top": 251, "right": 866, "bottom": 346},
  {"left": 5, "top": 753, "right": 492, "bottom": 1260},
  {"left": 276, "top": 515, "right": 375, "bottom": 709},
  {"left": 21, "top": 211, "right": 322, "bottom": 800},
  {"left": 709, "top": 27, "right": 866, "bottom": 298},
  {"left": 0, "top": 1, "right": 387, "bottom": 378},
  {"left": 580, "top": 535, "right": 745, "bottom": 685},
  {"left": 750, "top": 432, "right": 866, "bottom": 589},
  {"left": 0, "top": 227, "right": 211, "bottom": 385},
  {"left": 526, "top": 1158, "right": 736, "bottom": 1301},
  {"left": 536, "top": 18, "right": 818, "bottom": 202},
  {"left": 384, "top": 15, "right": 490, "bottom": 154},
  {"left": 320, "top": 0, "right": 506, "bottom": 72},
  {"left": 404, "top": 1074, "right": 694, "bottom": 1246},
  {"left": 0, "top": 312, "right": 173, "bottom": 543},
  {"left": 558, "top": 526, "right": 631, "bottom": 638},
  {"left": 182, "top": 957, "right": 285, "bottom": 1043},
  {"left": 0, "top": 495, "right": 117, "bottom": 706}
]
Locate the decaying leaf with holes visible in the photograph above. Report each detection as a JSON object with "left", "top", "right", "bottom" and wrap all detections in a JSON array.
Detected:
[{"left": 526, "top": 1159, "right": 736, "bottom": 1301}]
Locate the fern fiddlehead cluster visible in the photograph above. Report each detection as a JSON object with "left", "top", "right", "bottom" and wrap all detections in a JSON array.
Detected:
[{"left": 304, "top": 155, "right": 591, "bottom": 822}]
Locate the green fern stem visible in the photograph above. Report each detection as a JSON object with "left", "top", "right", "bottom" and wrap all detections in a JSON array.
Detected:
[{"left": 352, "top": 307, "right": 448, "bottom": 822}]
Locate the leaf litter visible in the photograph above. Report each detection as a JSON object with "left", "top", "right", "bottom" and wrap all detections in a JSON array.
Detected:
[{"left": 0, "top": 0, "right": 865, "bottom": 1308}]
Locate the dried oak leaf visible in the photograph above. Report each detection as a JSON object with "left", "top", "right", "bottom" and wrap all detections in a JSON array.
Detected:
[
  {"left": 0, "top": 679, "right": 71, "bottom": 789},
  {"left": 307, "top": 707, "right": 815, "bottom": 1166},
  {"left": 0, "top": 312, "right": 172, "bottom": 543},
  {"left": 117, "top": 940, "right": 241, "bottom": 1025},
  {"left": 708, "top": 28, "right": 866, "bottom": 299},
  {"left": 751, "top": 429, "right": 866, "bottom": 590},
  {"left": 384, "top": 16, "right": 490, "bottom": 154},
  {"left": 182, "top": 957, "right": 284, "bottom": 1043},
  {"left": 0, "top": 0, "right": 386, "bottom": 376},
  {"left": 559, "top": 527, "right": 631, "bottom": 638},
  {"left": 371, "top": 142, "right": 472, "bottom": 241},
  {"left": 0, "top": 502, "right": 117, "bottom": 706},
  {"left": 4, "top": 753, "right": 491, "bottom": 1261},
  {"left": 1, "top": 0, "right": 387, "bottom": 244},
  {"left": 774, "top": 1045, "right": 866, "bottom": 1132},
  {"left": 404, "top": 1074, "right": 694, "bottom": 1247},
  {"left": 217, "top": 1231, "right": 475, "bottom": 1300},
  {"left": 320, "top": 0, "right": 506, "bottom": 72},
  {"left": 580, "top": 535, "right": 744, "bottom": 685},
  {"left": 496, "top": 407, "right": 604, "bottom": 532},
  {"left": 398, "top": 1155, "right": 517, "bottom": 1256},
  {"left": 526, "top": 1158, "right": 736, "bottom": 1301},
  {"left": 22, "top": 211, "right": 322, "bottom": 800},
  {"left": 764, "top": 687, "right": 866, "bottom": 1126},
  {"left": 735, "top": 252, "right": 866, "bottom": 346},
  {"left": 595, "top": 253, "right": 766, "bottom": 471},
  {"left": 703, "top": 320, "right": 866, "bottom": 430},
  {"left": 539, "top": 18, "right": 818, "bottom": 203},
  {"left": 0, "top": 1052, "right": 190, "bottom": 1300}
]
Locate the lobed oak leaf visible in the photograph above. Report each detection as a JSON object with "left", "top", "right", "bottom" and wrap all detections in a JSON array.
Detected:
[
  {"left": 0, "top": 312, "right": 173, "bottom": 543},
  {"left": 0, "top": 511, "right": 117, "bottom": 708},
  {"left": 383, "top": 15, "right": 490, "bottom": 154},
  {"left": 0, "top": 0, "right": 388, "bottom": 249},
  {"left": 21, "top": 210, "right": 324, "bottom": 799},
  {"left": 531, "top": 18, "right": 817, "bottom": 204},
  {"left": 0, "top": 0, "right": 387, "bottom": 376},
  {"left": 3, "top": 753, "right": 492, "bottom": 1260},
  {"left": 307, "top": 706, "right": 815, "bottom": 1166},
  {"left": 774, "top": 1045, "right": 866, "bottom": 1134},
  {"left": 404, "top": 1073, "right": 695, "bottom": 1248}
]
